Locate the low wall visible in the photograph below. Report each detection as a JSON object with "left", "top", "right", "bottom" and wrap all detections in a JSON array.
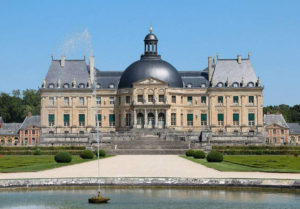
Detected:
[{"left": 1, "top": 177, "right": 300, "bottom": 189}]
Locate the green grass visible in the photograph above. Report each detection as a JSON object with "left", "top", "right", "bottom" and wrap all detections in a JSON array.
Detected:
[
  {"left": 0, "top": 155, "right": 109, "bottom": 173},
  {"left": 181, "top": 155, "right": 300, "bottom": 173}
]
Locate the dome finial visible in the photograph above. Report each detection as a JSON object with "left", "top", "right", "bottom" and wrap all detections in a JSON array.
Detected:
[{"left": 149, "top": 27, "right": 152, "bottom": 33}]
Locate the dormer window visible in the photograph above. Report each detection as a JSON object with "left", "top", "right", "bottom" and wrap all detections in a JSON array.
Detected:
[
  {"left": 186, "top": 83, "right": 192, "bottom": 88},
  {"left": 217, "top": 82, "right": 223, "bottom": 87},
  {"left": 201, "top": 83, "right": 206, "bottom": 88},
  {"left": 48, "top": 83, "right": 55, "bottom": 88},
  {"left": 78, "top": 83, "right": 85, "bottom": 88},
  {"left": 109, "top": 83, "right": 115, "bottom": 89},
  {"left": 247, "top": 82, "right": 254, "bottom": 87},
  {"left": 232, "top": 82, "right": 239, "bottom": 87},
  {"left": 63, "top": 83, "right": 69, "bottom": 88},
  {"left": 96, "top": 83, "right": 101, "bottom": 89}
]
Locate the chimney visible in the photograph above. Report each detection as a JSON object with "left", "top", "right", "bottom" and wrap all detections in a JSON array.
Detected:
[
  {"left": 89, "top": 56, "right": 95, "bottom": 84},
  {"left": 61, "top": 55, "right": 66, "bottom": 67},
  {"left": 248, "top": 52, "right": 251, "bottom": 60},
  {"left": 27, "top": 112, "right": 32, "bottom": 118},
  {"left": 237, "top": 55, "right": 242, "bottom": 64},
  {"left": 208, "top": 56, "right": 212, "bottom": 82}
]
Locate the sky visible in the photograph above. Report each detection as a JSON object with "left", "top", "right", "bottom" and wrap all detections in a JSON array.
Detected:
[{"left": 0, "top": 0, "right": 299, "bottom": 106}]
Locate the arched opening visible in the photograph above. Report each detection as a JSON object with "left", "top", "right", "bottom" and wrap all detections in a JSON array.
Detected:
[
  {"left": 137, "top": 113, "right": 144, "bottom": 128},
  {"left": 148, "top": 112, "right": 155, "bottom": 128},
  {"left": 158, "top": 112, "right": 165, "bottom": 128}
]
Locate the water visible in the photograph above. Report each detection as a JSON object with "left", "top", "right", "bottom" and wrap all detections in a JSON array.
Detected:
[{"left": 0, "top": 187, "right": 300, "bottom": 209}]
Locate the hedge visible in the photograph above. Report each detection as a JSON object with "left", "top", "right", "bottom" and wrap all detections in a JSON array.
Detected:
[
  {"left": 0, "top": 146, "right": 86, "bottom": 151},
  {"left": 213, "top": 145, "right": 300, "bottom": 151},
  {"left": 0, "top": 150, "right": 82, "bottom": 155},
  {"left": 216, "top": 150, "right": 300, "bottom": 155}
]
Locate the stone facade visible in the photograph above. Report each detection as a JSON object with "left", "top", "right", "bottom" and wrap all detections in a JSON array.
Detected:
[{"left": 264, "top": 113, "right": 290, "bottom": 144}]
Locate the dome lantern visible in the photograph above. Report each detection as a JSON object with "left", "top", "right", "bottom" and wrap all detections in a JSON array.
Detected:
[{"left": 142, "top": 27, "right": 160, "bottom": 59}]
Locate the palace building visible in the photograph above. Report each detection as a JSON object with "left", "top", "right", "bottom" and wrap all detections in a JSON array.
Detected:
[{"left": 40, "top": 29, "right": 264, "bottom": 146}]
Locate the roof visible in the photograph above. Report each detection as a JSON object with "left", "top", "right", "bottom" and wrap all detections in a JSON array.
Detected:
[
  {"left": 0, "top": 123, "right": 21, "bottom": 136},
  {"left": 212, "top": 59, "right": 258, "bottom": 87},
  {"left": 264, "top": 114, "right": 289, "bottom": 128},
  {"left": 287, "top": 123, "right": 300, "bottom": 134},
  {"left": 95, "top": 70, "right": 122, "bottom": 89},
  {"left": 20, "top": 116, "right": 41, "bottom": 130},
  {"left": 179, "top": 70, "right": 209, "bottom": 88}
]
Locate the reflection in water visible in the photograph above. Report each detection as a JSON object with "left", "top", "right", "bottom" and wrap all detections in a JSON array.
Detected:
[{"left": 0, "top": 188, "right": 300, "bottom": 209}]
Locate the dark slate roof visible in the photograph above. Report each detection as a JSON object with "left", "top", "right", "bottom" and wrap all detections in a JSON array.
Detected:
[
  {"left": 264, "top": 114, "right": 289, "bottom": 128},
  {"left": 0, "top": 117, "right": 3, "bottom": 123},
  {"left": 0, "top": 123, "right": 21, "bottom": 136},
  {"left": 44, "top": 60, "right": 90, "bottom": 89},
  {"left": 179, "top": 70, "right": 209, "bottom": 88},
  {"left": 287, "top": 123, "right": 300, "bottom": 134},
  {"left": 212, "top": 59, "right": 258, "bottom": 87},
  {"left": 20, "top": 116, "right": 40, "bottom": 130},
  {"left": 95, "top": 70, "right": 122, "bottom": 89}
]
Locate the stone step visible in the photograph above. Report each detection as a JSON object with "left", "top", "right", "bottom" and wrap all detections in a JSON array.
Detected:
[
  {"left": 115, "top": 144, "right": 189, "bottom": 149},
  {"left": 106, "top": 149, "right": 188, "bottom": 155}
]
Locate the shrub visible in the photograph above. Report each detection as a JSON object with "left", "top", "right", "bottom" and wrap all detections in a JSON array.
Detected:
[
  {"left": 294, "top": 153, "right": 298, "bottom": 157},
  {"left": 185, "top": 149, "right": 195, "bottom": 157},
  {"left": 193, "top": 150, "right": 206, "bottom": 159},
  {"left": 207, "top": 151, "right": 223, "bottom": 162},
  {"left": 33, "top": 148, "right": 41, "bottom": 155},
  {"left": 95, "top": 149, "right": 106, "bottom": 157},
  {"left": 80, "top": 150, "right": 94, "bottom": 159},
  {"left": 54, "top": 151, "right": 72, "bottom": 163}
]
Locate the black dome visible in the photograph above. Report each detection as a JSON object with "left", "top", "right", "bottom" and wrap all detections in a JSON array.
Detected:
[
  {"left": 118, "top": 58, "right": 183, "bottom": 89},
  {"left": 144, "top": 33, "right": 158, "bottom": 41}
]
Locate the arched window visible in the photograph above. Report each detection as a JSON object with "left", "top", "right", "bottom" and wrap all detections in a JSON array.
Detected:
[
  {"left": 201, "top": 83, "right": 206, "bottom": 88},
  {"left": 78, "top": 83, "right": 85, "bottom": 88},
  {"left": 63, "top": 83, "right": 69, "bottom": 88},
  {"left": 109, "top": 83, "right": 115, "bottom": 89},
  {"left": 217, "top": 82, "right": 223, "bottom": 87},
  {"left": 48, "top": 83, "right": 55, "bottom": 88},
  {"left": 186, "top": 83, "right": 192, "bottom": 88},
  {"left": 232, "top": 82, "right": 239, "bottom": 87},
  {"left": 247, "top": 82, "right": 254, "bottom": 87},
  {"left": 96, "top": 83, "right": 101, "bottom": 89}
]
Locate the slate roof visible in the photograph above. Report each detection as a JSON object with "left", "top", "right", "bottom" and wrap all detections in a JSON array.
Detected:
[
  {"left": 287, "top": 123, "right": 300, "bottom": 134},
  {"left": 264, "top": 114, "right": 289, "bottom": 128},
  {"left": 0, "top": 123, "right": 21, "bottom": 136},
  {"left": 212, "top": 59, "right": 258, "bottom": 87},
  {"left": 95, "top": 70, "right": 122, "bottom": 89},
  {"left": 20, "top": 116, "right": 41, "bottom": 130},
  {"left": 179, "top": 71, "right": 209, "bottom": 88}
]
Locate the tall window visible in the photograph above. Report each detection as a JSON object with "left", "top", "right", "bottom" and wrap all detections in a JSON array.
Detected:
[
  {"left": 273, "top": 129, "right": 276, "bottom": 134},
  {"left": 218, "top": 96, "right": 223, "bottom": 104},
  {"left": 126, "top": 96, "right": 131, "bottom": 104},
  {"left": 171, "top": 113, "right": 176, "bottom": 125},
  {"left": 126, "top": 113, "right": 131, "bottom": 126},
  {"left": 248, "top": 113, "right": 255, "bottom": 126},
  {"left": 187, "top": 114, "right": 193, "bottom": 126},
  {"left": 148, "top": 95, "right": 154, "bottom": 103},
  {"left": 49, "top": 97, "right": 54, "bottom": 105},
  {"left": 138, "top": 95, "right": 143, "bottom": 103},
  {"left": 233, "top": 113, "right": 239, "bottom": 125},
  {"left": 249, "top": 96, "right": 254, "bottom": 104},
  {"left": 218, "top": 113, "right": 224, "bottom": 126},
  {"left": 201, "top": 114, "right": 207, "bottom": 126},
  {"left": 159, "top": 95, "right": 164, "bottom": 102},
  {"left": 172, "top": 96, "right": 176, "bottom": 103},
  {"left": 79, "top": 97, "right": 84, "bottom": 105},
  {"left": 281, "top": 129, "right": 284, "bottom": 134},
  {"left": 25, "top": 130, "right": 28, "bottom": 134},
  {"left": 48, "top": 114, "right": 54, "bottom": 127},
  {"left": 187, "top": 96, "right": 193, "bottom": 105},
  {"left": 109, "top": 114, "right": 115, "bottom": 127},
  {"left": 64, "top": 114, "right": 70, "bottom": 127},
  {"left": 79, "top": 114, "right": 85, "bottom": 127},
  {"left": 233, "top": 96, "right": 238, "bottom": 104},
  {"left": 32, "top": 130, "right": 35, "bottom": 134},
  {"left": 64, "top": 97, "right": 69, "bottom": 105},
  {"left": 96, "top": 114, "right": 102, "bottom": 126},
  {"left": 109, "top": 97, "right": 115, "bottom": 105},
  {"left": 201, "top": 96, "right": 206, "bottom": 104},
  {"left": 96, "top": 97, "right": 101, "bottom": 105}
]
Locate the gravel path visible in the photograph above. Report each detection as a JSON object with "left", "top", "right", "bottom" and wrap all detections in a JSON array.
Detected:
[{"left": 1, "top": 155, "right": 300, "bottom": 180}]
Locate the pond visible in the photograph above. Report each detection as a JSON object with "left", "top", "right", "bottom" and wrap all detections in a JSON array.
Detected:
[{"left": 0, "top": 187, "right": 300, "bottom": 209}]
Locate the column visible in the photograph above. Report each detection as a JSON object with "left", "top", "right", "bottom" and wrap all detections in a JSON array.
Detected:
[
  {"left": 144, "top": 109, "right": 148, "bottom": 128},
  {"left": 155, "top": 109, "right": 158, "bottom": 128},
  {"left": 133, "top": 109, "right": 137, "bottom": 128},
  {"left": 165, "top": 109, "right": 169, "bottom": 128}
]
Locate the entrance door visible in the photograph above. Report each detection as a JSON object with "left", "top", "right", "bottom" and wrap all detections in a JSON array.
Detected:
[
  {"left": 158, "top": 112, "right": 165, "bottom": 128},
  {"left": 148, "top": 112, "right": 155, "bottom": 128},
  {"left": 137, "top": 113, "right": 144, "bottom": 128}
]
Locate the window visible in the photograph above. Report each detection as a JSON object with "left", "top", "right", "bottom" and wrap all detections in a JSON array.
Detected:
[
  {"left": 217, "top": 82, "right": 223, "bottom": 87},
  {"left": 187, "top": 83, "right": 192, "bottom": 88},
  {"left": 273, "top": 129, "right": 276, "bottom": 134},
  {"left": 248, "top": 113, "right": 255, "bottom": 126},
  {"left": 96, "top": 114, "right": 102, "bottom": 126},
  {"left": 249, "top": 96, "right": 254, "bottom": 103},
  {"left": 273, "top": 137, "right": 277, "bottom": 143},
  {"left": 247, "top": 82, "right": 254, "bottom": 87},
  {"left": 109, "top": 114, "right": 115, "bottom": 127},
  {"left": 281, "top": 129, "right": 284, "bottom": 134},
  {"left": 79, "top": 97, "right": 84, "bottom": 105},
  {"left": 233, "top": 96, "right": 239, "bottom": 104},
  {"left": 48, "top": 114, "right": 54, "bottom": 126},
  {"left": 266, "top": 138, "right": 270, "bottom": 143},
  {"left": 63, "top": 83, "right": 69, "bottom": 88},
  {"left": 126, "top": 113, "right": 131, "bottom": 126},
  {"left": 96, "top": 83, "right": 101, "bottom": 88},
  {"left": 201, "top": 84, "right": 206, "bottom": 88},
  {"left": 138, "top": 95, "right": 143, "bottom": 103},
  {"left": 49, "top": 97, "right": 54, "bottom": 105},
  {"left": 109, "top": 83, "right": 115, "bottom": 89},
  {"left": 48, "top": 84, "right": 55, "bottom": 88},
  {"left": 187, "top": 96, "right": 193, "bottom": 104},
  {"left": 159, "top": 95, "right": 164, "bottom": 102},
  {"left": 32, "top": 130, "right": 35, "bottom": 134},
  {"left": 232, "top": 82, "right": 239, "bottom": 87},
  {"left": 64, "top": 131, "right": 69, "bottom": 134},
  {"left": 78, "top": 83, "right": 85, "bottom": 88},
  {"left": 148, "top": 95, "right": 154, "bottom": 103},
  {"left": 280, "top": 137, "right": 284, "bottom": 143},
  {"left": 79, "top": 114, "right": 85, "bottom": 127},
  {"left": 79, "top": 131, "right": 84, "bottom": 135},
  {"left": 201, "top": 96, "right": 206, "bottom": 104},
  {"left": 201, "top": 114, "right": 207, "bottom": 126},
  {"left": 24, "top": 130, "right": 28, "bottom": 135},
  {"left": 64, "top": 114, "right": 70, "bottom": 127},
  {"left": 126, "top": 96, "right": 131, "bottom": 104},
  {"left": 234, "top": 130, "right": 239, "bottom": 135},
  {"left": 233, "top": 114, "right": 239, "bottom": 125},
  {"left": 24, "top": 138, "right": 28, "bottom": 144},
  {"left": 64, "top": 97, "right": 69, "bottom": 105},
  {"left": 187, "top": 114, "right": 193, "bottom": 126},
  {"left": 32, "top": 138, "right": 36, "bottom": 144},
  {"left": 171, "top": 113, "right": 176, "bottom": 125},
  {"left": 218, "top": 114, "right": 224, "bottom": 126},
  {"left": 96, "top": 97, "right": 101, "bottom": 105},
  {"left": 172, "top": 96, "right": 176, "bottom": 103},
  {"left": 109, "top": 97, "right": 115, "bottom": 105},
  {"left": 218, "top": 96, "right": 223, "bottom": 104}
]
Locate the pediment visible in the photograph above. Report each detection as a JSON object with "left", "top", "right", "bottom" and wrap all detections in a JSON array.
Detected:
[{"left": 133, "top": 77, "right": 168, "bottom": 86}]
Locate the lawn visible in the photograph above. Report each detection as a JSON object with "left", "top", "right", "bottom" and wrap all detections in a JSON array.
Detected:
[
  {"left": 0, "top": 155, "right": 106, "bottom": 173},
  {"left": 182, "top": 155, "right": 300, "bottom": 173}
]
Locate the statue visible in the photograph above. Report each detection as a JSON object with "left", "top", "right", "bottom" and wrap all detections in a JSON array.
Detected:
[{"left": 42, "top": 79, "right": 46, "bottom": 88}]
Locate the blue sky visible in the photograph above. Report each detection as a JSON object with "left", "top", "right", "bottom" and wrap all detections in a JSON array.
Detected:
[{"left": 0, "top": 0, "right": 299, "bottom": 106}]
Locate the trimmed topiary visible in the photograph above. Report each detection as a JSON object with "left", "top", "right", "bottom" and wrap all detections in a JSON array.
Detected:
[
  {"left": 185, "top": 149, "right": 195, "bottom": 157},
  {"left": 95, "top": 149, "right": 106, "bottom": 157},
  {"left": 193, "top": 150, "right": 206, "bottom": 159},
  {"left": 54, "top": 151, "right": 72, "bottom": 163},
  {"left": 80, "top": 150, "right": 94, "bottom": 159},
  {"left": 206, "top": 151, "right": 223, "bottom": 162}
]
